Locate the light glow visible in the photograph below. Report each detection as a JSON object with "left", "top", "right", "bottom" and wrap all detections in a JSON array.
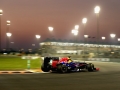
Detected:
[
  {"left": 6, "top": 33, "right": 12, "bottom": 37},
  {"left": 82, "top": 18, "right": 87, "bottom": 24},
  {"left": 48, "top": 27, "right": 54, "bottom": 31},
  {"left": 0, "top": 9, "right": 3, "bottom": 15},
  {"left": 118, "top": 38, "right": 120, "bottom": 41},
  {"left": 84, "top": 35, "right": 88, "bottom": 38},
  {"left": 75, "top": 25, "right": 79, "bottom": 30},
  {"left": 94, "top": 6, "right": 100, "bottom": 13},
  {"left": 35, "top": 35, "right": 41, "bottom": 39},
  {"left": 110, "top": 34, "right": 116, "bottom": 38},
  {"left": 102, "top": 37, "right": 105, "bottom": 40},
  {"left": 7, "top": 20, "right": 11, "bottom": 25},
  {"left": 71, "top": 29, "right": 78, "bottom": 36}
]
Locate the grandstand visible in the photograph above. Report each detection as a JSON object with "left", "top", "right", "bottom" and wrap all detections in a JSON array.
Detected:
[{"left": 39, "top": 39, "right": 120, "bottom": 58}]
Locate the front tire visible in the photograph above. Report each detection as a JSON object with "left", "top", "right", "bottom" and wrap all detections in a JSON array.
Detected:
[
  {"left": 57, "top": 64, "right": 68, "bottom": 73},
  {"left": 87, "top": 63, "right": 94, "bottom": 72}
]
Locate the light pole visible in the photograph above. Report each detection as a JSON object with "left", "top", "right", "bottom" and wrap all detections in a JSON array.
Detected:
[
  {"left": 48, "top": 26, "right": 54, "bottom": 54},
  {"left": 118, "top": 38, "right": 120, "bottom": 43},
  {"left": 71, "top": 28, "right": 79, "bottom": 55},
  {"left": 32, "top": 43, "right": 35, "bottom": 51},
  {"left": 82, "top": 18, "right": 87, "bottom": 58},
  {"left": 35, "top": 35, "right": 41, "bottom": 45},
  {"left": 101, "top": 37, "right": 105, "bottom": 44},
  {"left": 84, "top": 35, "right": 89, "bottom": 54},
  {"left": 35, "top": 35, "right": 41, "bottom": 53},
  {"left": 84, "top": 35, "right": 89, "bottom": 42},
  {"left": 94, "top": 6, "right": 100, "bottom": 56},
  {"left": 7, "top": 20, "right": 11, "bottom": 33},
  {"left": 0, "top": 9, "right": 3, "bottom": 52},
  {"left": 10, "top": 42, "right": 14, "bottom": 50},
  {"left": 48, "top": 26, "right": 54, "bottom": 39},
  {"left": 6, "top": 20, "right": 11, "bottom": 50},
  {"left": 101, "top": 36, "right": 105, "bottom": 54},
  {"left": 75, "top": 25, "right": 79, "bottom": 55},
  {"left": 110, "top": 34, "right": 116, "bottom": 51},
  {"left": 6, "top": 32, "right": 12, "bottom": 50}
]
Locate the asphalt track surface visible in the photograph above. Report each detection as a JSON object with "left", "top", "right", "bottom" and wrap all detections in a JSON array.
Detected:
[{"left": 0, "top": 61, "right": 120, "bottom": 90}]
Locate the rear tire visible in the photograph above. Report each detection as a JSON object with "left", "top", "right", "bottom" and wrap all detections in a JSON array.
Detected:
[{"left": 41, "top": 64, "right": 51, "bottom": 72}]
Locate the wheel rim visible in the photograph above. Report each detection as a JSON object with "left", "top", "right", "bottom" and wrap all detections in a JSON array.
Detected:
[{"left": 61, "top": 66, "right": 67, "bottom": 72}]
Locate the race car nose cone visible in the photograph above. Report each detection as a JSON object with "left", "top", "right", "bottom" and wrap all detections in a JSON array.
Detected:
[{"left": 96, "top": 68, "right": 100, "bottom": 71}]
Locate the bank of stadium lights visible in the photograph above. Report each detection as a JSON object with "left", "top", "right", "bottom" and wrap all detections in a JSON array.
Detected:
[
  {"left": 71, "top": 29, "right": 78, "bottom": 36},
  {"left": 35, "top": 35, "right": 41, "bottom": 39},
  {"left": 82, "top": 18, "right": 87, "bottom": 24},
  {"left": 84, "top": 35, "right": 88, "bottom": 38},
  {"left": 71, "top": 25, "right": 79, "bottom": 36},
  {"left": 6, "top": 32, "right": 12, "bottom": 37},
  {"left": 48, "top": 27, "right": 54, "bottom": 32},
  {"left": 110, "top": 34, "right": 116, "bottom": 38},
  {"left": 7, "top": 20, "right": 10, "bottom": 25},
  {"left": 94, "top": 6, "right": 100, "bottom": 14},
  {"left": 101, "top": 37, "right": 105, "bottom": 40},
  {"left": 74, "top": 25, "right": 79, "bottom": 30},
  {"left": 118, "top": 38, "right": 120, "bottom": 41},
  {"left": 6, "top": 20, "right": 11, "bottom": 33}
]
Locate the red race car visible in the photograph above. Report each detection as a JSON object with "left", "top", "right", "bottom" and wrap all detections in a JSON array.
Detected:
[{"left": 41, "top": 57, "right": 99, "bottom": 73}]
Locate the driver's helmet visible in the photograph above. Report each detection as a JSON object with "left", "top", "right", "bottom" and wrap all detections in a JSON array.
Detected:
[{"left": 67, "top": 57, "right": 73, "bottom": 63}]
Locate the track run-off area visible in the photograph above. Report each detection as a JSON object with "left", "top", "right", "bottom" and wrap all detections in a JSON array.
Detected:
[{"left": 0, "top": 61, "right": 120, "bottom": 90}]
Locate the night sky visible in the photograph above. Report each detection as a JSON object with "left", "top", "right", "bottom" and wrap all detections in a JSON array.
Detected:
[{"left": 0, "top": 0, "right": 120, "bottom": 50}]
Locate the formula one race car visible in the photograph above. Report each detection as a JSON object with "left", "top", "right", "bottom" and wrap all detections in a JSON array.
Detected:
[{"left": 41, "top": 57, "right": 99, "bottom": 73}]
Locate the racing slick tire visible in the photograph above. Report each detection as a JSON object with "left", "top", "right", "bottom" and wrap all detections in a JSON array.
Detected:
[
  {"left": 57, "top": 64, "right": 68, "bottom": 73},
  {"left": 41, "top": 57, "right": 51, "bottom": 72},
  {"left": 87, "top": 63, "right": 94, "bottom": 72},
  {"left": 41, "top": 64, "right": 51, "bottom": 72}
]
